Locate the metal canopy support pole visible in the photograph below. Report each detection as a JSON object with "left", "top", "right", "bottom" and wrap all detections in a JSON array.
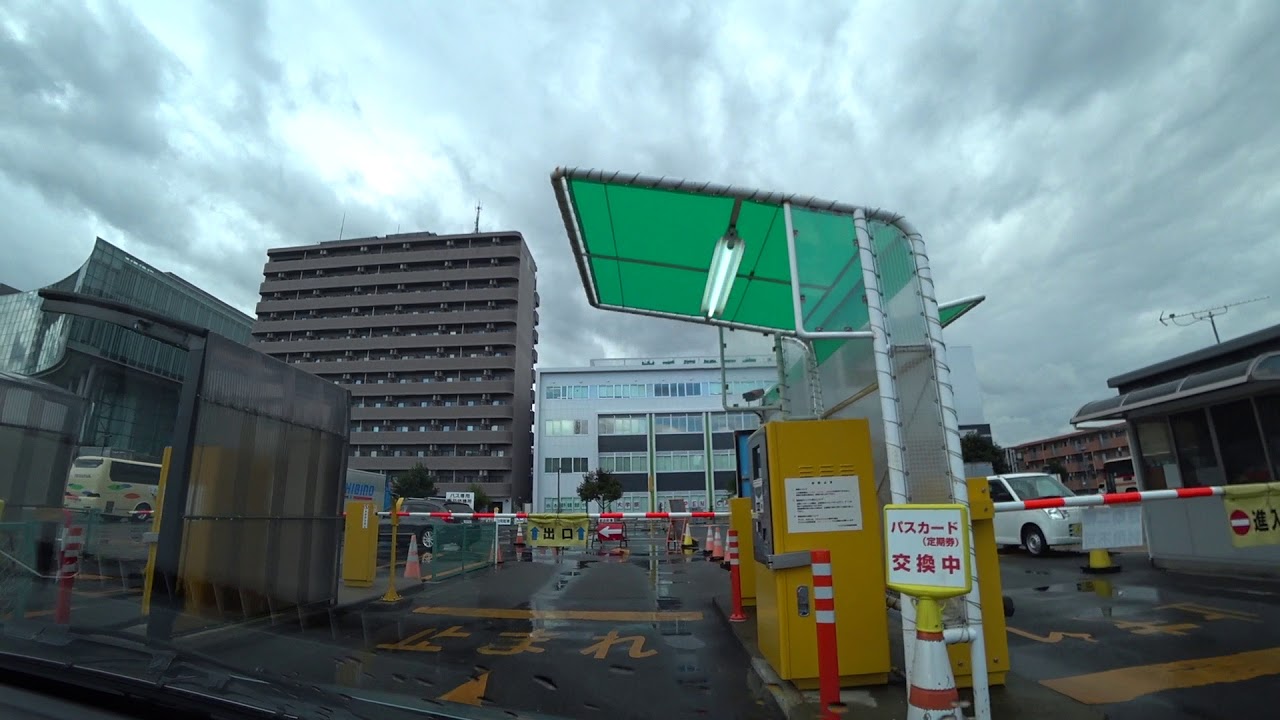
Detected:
[
  {"left": 147, "top": 335, "right": 207, "bottom": 642},
  {"left": 903, "top": 221, "right": 991, "bottom": 720},
  {"left": 852, "top": 209, "right": 917, "bottom": 681}
]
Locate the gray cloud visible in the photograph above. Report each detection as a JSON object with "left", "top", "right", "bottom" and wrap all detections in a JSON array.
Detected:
[{"left": 2, "top": 0, "right": 1278, "bottom": 446}]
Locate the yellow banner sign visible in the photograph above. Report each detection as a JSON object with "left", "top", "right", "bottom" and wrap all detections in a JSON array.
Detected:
[
  {"left": 527, "top": 514, "right": 590, "bottom": 548},
  {"left": 1222, "top": 484, "right": 1280, "bottom": 548}
]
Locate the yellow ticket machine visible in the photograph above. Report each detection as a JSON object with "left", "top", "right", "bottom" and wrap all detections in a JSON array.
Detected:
[{"left": 750, "top": 418, "right": 890, "bottom": 687}]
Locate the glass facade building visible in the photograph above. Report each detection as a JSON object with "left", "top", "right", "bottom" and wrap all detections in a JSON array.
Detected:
[{"left": 0, "top": 238, "right": 253, "bottom": 459}]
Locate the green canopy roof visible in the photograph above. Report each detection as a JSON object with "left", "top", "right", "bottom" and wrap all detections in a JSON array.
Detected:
[{"left": 551, "top": 168, "right": 981, "bottom": 341}]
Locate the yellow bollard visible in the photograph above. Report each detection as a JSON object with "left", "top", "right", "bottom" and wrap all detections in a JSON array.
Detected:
[
  {"left": 381, "top": 497, "right": 405, "bottom": 603},
  {"left": 1081, "top": 548, "right": 1121, "bottom": 574}
]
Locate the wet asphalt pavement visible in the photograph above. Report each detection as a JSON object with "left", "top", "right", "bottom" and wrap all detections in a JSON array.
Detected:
[
  {"left": 26, "top": 526, "right": 1280, "bottom": 720},
  {"left": 997, "top": 548, "right": 1280, "bottom": 719},
  {"left": 178, "top": 539, "right": 781, "bottom": 720}
]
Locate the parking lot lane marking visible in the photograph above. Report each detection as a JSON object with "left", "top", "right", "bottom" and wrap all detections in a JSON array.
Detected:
[
  {"left": 1041, "top": 646, "right": 1280, "bottom": 705},
  {"left": 438, "top": 671, "right": 489, "bottom": 706},
  {"left": 1156, "top": 602, "right": 1261, "bottom": 622},
  {"left": 1007, "top": 626, "right": 1097, "bottom": 644},
  {"left": 413, "top": 606, "right": 704, "bottom": 622}
]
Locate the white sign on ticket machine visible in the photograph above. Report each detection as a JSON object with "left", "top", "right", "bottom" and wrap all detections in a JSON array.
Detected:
[{"left": 883, "top": 504, "right": 972, "bottom": 599}]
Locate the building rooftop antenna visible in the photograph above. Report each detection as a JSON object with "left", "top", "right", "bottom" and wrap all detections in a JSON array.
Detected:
[
  {"left": 474, "top": 202, "right": 482, "bottom": 234},
  {"left": 1159, "top": 295, "right": 1270, "bottom": 344}
]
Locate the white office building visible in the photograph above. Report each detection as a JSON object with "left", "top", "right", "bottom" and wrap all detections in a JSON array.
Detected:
[
  {"left": 534, "top": 355, "right": 776, "bottom": 513},
  {"left": 534, "top": 347, "right": 990, "bottom": 513}
]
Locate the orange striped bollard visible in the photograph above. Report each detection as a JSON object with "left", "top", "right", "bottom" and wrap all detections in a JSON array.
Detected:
[
  {"left": 727, "top": 530, "right": 747, "bottom": 622},
  {"left": 811, "top": 549, "right": 841, "bottom": 719}
]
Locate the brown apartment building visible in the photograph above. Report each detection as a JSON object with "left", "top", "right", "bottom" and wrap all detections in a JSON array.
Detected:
[
  {"left": 250, "top": 231, "right": 539, "bottom": 509},
  {"left": 1007, "top": 423, "right": 1130, "bottom": 492}
]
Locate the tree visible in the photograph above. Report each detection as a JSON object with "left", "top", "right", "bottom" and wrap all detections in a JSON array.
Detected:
[
  {"left": 576, "top": 473, "right": 599, "bottom": 510},
  {"left": 594, "top": 469, "right": 623, "bottom": 511},
  {"left": 960, "top": 433, "right": 1010, "bottom": 474},
  {"left": 1043, "top": 460, "right": 1068, "bottom": 480},
  {"left": 392, "top": 463, "right": 436, "bottom": 499},
  {"left": 469, "top": 484, "right": 492, "bottom": 511},
  {"left": 575, "top": 468, "right": 623, "bottom": 511}
]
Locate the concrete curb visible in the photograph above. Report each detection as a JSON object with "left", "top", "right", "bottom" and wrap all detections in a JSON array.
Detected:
[{"left": 709, "top": 594, "right": 812, "bottom": 719}]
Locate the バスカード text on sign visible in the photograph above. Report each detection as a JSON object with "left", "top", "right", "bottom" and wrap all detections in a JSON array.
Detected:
[{"left": 883, "top": 504, "right": 971, "bottom": 598}]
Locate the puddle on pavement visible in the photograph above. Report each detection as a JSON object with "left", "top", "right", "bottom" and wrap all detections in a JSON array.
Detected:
[
  {"left": 532, "top": 674, "right": 558, "bottom": 691},
  {"left": 662, "top": 634, "right": 706, "bottom": 650}
]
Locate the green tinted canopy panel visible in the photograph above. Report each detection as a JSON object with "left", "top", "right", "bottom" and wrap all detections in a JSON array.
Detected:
[
  {"left": 553, "top": 168, "right": 906, "bottom": 335},
  {"left": 551, "top": 168, "right": 983, "bottom": 342}
]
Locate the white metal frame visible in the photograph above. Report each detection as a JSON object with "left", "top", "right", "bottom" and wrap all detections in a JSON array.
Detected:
[
  {"left": 903, "top": 217, "right": 991, "bottom": 720},
  {"left": 550, "top": 169, "right": 991, "bottom": 719}
]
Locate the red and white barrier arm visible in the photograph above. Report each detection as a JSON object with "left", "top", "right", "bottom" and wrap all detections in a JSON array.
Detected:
[
  {"left": 993, "top": 486, "right": 1223, "bottom": 513},
  {"left": 380, "top": 511, "right": 730, "bottom": 520}
]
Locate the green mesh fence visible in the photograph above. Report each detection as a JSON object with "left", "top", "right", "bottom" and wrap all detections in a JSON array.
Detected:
[
  {"left": 0, "top": 520, "right": 38, "bottom": 618},
  {"left": 421, "top": 522, "right": 498, "bottom": 580}
]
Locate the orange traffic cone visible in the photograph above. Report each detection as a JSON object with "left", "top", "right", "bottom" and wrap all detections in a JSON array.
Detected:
[
  {"left": 514, "top": 523, "right": 525, "bottom": 547},
  {"left": 906, "top": 596, "right": 960, "bottom": 720},
  {"left": 404, "top": 535, "right": 421, "bottom": 580},
  {"left": 712, "top": 527, "right": 724, "bottom": 561},
  {"left": 704, "top": 525, "right": 714, "bottom": 555}
]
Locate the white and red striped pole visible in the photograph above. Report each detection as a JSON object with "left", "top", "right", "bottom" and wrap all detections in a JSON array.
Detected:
[
  {"left": 727, "top": 530, "right": 747, "bottom": 622},
  {"left": 992, "top": 485, "right": 1221, "bottom": 513},
  {"left": 810, "top": 549, "right": 840, "bottom": 718},
  {"left": 384, "top": 511, "right": 731, "bottom": 520},
  {"left": 56, "top": 510, "right": 83, "bottom": 625}
]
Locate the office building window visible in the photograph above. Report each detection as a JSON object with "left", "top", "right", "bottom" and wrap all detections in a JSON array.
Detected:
[
  {"left": 655, "top": 450, "right": 706, "bottom": 472},
  {"left": 544, "top": 457, "right": 589, "bottom": 473},
  {"left": 599, "top": 414, "right": 648, "bottom": 435},
  {"left": 710, "top": 412, "right": 760, "bottom": 433},
  {"left": 652, "top": 382, "right": 703, "bottom": 397},
  {"left": 540, "top": 380, "right": 754, "bottom": 401},
  {"left": 712, "top": 449, "right": 737, "bottom": 471},
  {"left": 545, "top": 419, "right": 589, "bottom": 436},
  {"left": 598, "top": 452, "right": 649, "bottom": 473},
  {"left": 654, "top": 413, "right": 704, "bottom": 434}
]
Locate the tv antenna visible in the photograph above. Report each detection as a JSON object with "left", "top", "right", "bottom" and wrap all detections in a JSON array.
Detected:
[
  {"left": 1159, "top": 295, "right": 1269, "bottom": 344},
  {"left": 473, "top": 202, "right": 482, "bottom": 233}
]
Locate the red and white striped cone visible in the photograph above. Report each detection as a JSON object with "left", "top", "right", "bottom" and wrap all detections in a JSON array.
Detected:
[
  {"left": 56, "top": 511, "right": 83, "bottom": 625},
  {"left": 906, "top": 595, "right": 960, "bottom": 720},
  {"left": 704, "top": 525, "right": 714, "bottom": 555},
  {"left": 810, "top": 550, "right": 841, "bottom": 719},
  {"left": 711, "top": 527, "right": 724, "bottom": 561}
]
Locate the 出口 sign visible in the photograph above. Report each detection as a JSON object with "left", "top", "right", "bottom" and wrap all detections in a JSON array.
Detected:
[{"left": 883, "top": 504, "right": 971, "bottom": 599}]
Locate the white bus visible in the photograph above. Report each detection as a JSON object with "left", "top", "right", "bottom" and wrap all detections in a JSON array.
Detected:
[{"left": 64, "top": 456, "right": 162, "bottom": 522}]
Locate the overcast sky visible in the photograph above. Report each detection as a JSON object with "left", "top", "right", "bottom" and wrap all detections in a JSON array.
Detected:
[{"left": 2, "top": 0, "right": 1278, "bottom": 445}]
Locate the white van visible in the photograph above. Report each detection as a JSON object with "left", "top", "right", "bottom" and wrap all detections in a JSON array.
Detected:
[{"left": 988, "top": 473, "right": 1083, "bottom": 556}]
